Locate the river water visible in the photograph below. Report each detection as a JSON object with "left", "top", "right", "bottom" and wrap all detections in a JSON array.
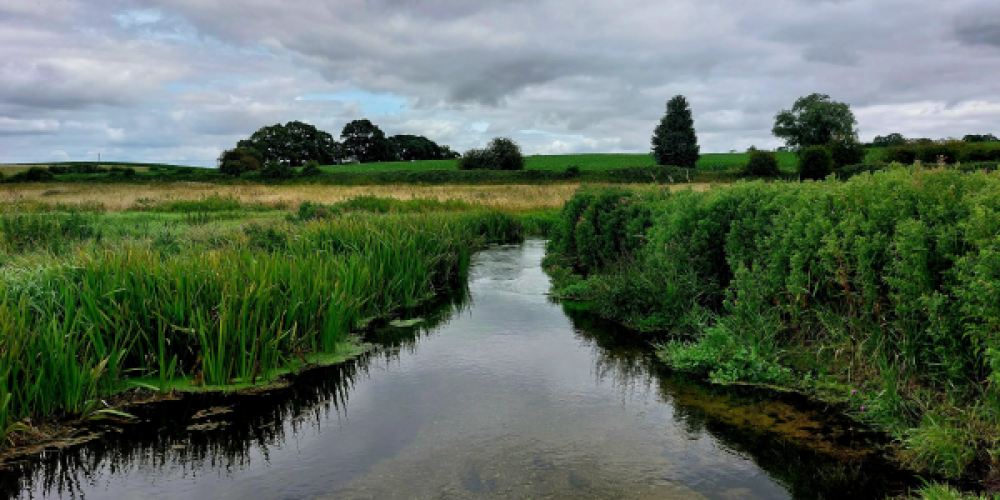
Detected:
[{"left": 2, "top": 240, "right": 918, "bottom": 499}]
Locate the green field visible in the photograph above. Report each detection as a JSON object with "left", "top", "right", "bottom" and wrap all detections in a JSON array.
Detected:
[{"left": 322, "top": 151, "right": 815, "bottom": 173}]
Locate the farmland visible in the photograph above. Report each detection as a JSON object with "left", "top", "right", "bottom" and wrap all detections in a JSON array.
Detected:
[{"left": 322, "top": 151, "right": 801, "bottom": 173}]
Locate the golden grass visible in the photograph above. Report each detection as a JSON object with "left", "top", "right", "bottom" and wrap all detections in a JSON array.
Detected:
[{"left": 0, "top": 182, "right": 721, "bottom": 212}]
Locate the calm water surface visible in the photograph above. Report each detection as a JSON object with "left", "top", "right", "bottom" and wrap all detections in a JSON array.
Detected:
[{"left": 2, "top": 240, "right": 918, "bottom": 499}]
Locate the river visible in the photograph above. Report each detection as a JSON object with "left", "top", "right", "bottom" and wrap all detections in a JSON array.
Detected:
[{"left": 1, "top": 240, "right": 919, "bottom": 499}]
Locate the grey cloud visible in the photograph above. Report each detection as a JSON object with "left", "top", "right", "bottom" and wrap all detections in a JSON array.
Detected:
[
  {"left": 955, "top": 20, "right": 1000, "bottom": 48},
  {"left": 2, "top": 0, "right": 1000, "bottom": 164},
  {"left": 803, "top": 46, "right": 860, "bottom": 66}
]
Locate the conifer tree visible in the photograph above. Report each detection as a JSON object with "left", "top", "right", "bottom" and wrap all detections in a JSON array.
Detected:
[{"left": 651, "top": 95, "right": 700, "bottom": 168}]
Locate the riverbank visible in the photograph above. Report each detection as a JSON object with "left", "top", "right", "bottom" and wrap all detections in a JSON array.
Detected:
[
  {"left": 0, "top": 201, "right": 526, "bottom": 457},
  {"left": 543, "top": 167, "right": 1000, "bottom": 497}
]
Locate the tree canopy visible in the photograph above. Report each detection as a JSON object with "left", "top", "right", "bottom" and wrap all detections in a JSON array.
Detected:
[
  {"left": 871, "top": 133, "right": 907, "bottom": 147},
  {"left": 237, "top": 121, "right": 342, "bottom": 167},
  {"left": 772, "top": 93, "right": 858, "bottom": 149},
  {"left": 964, "top": 134, "right": 999, "bottom": 143},
  {"left": 388, "top": 134, "right": 460, "bottom": 161},
  {"left": 341, "top": 119, "right": 396, "bottom": 163},
  {"left": 651, "top": 95, "right": 700, "bottom": 168}
]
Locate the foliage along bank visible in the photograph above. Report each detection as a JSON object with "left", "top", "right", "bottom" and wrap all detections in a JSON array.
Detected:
[
  {"left": 544, "top": 168, "right": 1000, "bottom": 487},
  {"left": 0, "top": 210, "right": 523, "bottom": 449}
]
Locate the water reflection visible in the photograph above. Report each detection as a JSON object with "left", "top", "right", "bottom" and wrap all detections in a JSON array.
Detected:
[{"left": 0, "top": 241, "right": 918, "bottom": 499}]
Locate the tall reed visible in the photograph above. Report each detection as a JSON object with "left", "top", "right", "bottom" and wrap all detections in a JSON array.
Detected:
[{"left": 0, "top": 211, "right": 521, "bottom": 446}]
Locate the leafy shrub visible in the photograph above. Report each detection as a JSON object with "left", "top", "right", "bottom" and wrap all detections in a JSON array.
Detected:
[
  {"left": 798, "top": 146, "right": 832, "bottom": 180},
  {"left": 456, "top": 148, "right": 491, "bottom": 170},
  {"left": 300, "top": 160, "right": 323, "bottom": 177},
  {"left": 743, "top": 148, "right": 780, "bottom": 177},
  {"left": 883, "top": 141, "right": 1000, "bottom": 165},
  {"left": 487, "top": 137, "right": 525, "bottom": 171},
  {"left": 826, "top": 139, "right": 866, "bottom": 169},
  {"left": 457, "top": 137, "right": 525, "bottom": 171},
  {"left": 109, "top": 166, "right": 136, "bottom": 178},
  {"left": 218, "top": 147, "right": 262, "bottom": 176},
  {"left": 10, "top": 167, "right": 55, "bottom": 183},
  {"left": 546, "top": 169, "right": 1000, "bottom": 478},
  {"left": 260, "top": 161, "right": 294, "bottom": 180},
  {"left": 548, "top": 188, "right": 656, "bottom": 274}
]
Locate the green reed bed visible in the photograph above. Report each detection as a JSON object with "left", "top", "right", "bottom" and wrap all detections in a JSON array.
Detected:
[
  {"left": 0, "top": 210, "right": 522, "bottom": 446},
  {"left": 545, "top": 168, "right": 1000, "bottom": 488}
]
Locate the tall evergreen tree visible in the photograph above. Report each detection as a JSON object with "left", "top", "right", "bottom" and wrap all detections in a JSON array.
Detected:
[{"left": 651, "top": 95, "right": 700, "bottom": 168}]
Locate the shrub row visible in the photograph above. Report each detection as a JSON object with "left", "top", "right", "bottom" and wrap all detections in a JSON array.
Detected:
[{"left": 881, "top": 142, "right": 1000, "bottom": 165}]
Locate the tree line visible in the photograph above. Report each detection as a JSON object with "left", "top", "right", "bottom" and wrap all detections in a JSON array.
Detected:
[
  {"left": 219, "top": 119, "right": 460, "bottom": 176},
  {"left": 650, "top": 92, "right": 996, "bottom": 179}
]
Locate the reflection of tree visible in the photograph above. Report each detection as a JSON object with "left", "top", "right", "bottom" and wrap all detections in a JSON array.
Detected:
[
  {"left": 1, "top": 289, "right": 472, "bottom": 499},
  {"left": 562, "top": 305, "right": 920, "bottom": 499}
]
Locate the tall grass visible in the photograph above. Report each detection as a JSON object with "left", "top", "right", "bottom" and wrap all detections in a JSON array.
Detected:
[{"left": 0, "top": 211, "right": 522, "bottom": 446}]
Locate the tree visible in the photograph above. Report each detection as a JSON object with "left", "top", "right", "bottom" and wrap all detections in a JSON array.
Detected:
[
  {"left": 341, "top": 119, "right": 395, "bottom": 163},
  {"left": 457, "top": 137, "right": 525, "bottom": 170},
  {"left": 217, "top": 147, "right": 262, "bottom": 176},
  {"left": 773, "top": 93, "right": 858, "bottom": 150},
  {"left": 237, "top": 121, "right": 342, "bottom": 167},
  {"left": 651, "top": 95, "right": 700, "bottom": 168},
  {"left": 743, "top": 147, "right": 780, "bottom": 177},
  {"left": 872, "top": 133, "right": 907, "bottom": 147},
  {"left": 388, "top": 134, "right": 457, "bottom": 161},
  {"left": 826, "top": 138, "right": 867, "bottom": 169},
  {"left": 798, "top": 146, "right": 833, "bottom": 180},
  {"left": 963, "top": 134, "right": 999, "bottom": 143}
]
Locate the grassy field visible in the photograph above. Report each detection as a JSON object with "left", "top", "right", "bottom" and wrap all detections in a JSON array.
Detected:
[
  {"left": 320, "top": 150, "right": 893, "bottom": 173},
  {"left": 0, "top": 182, "right": 717, "bottom": 213},
  {"left": 320, "top": 152, "right": 801, "bottom": 173}
]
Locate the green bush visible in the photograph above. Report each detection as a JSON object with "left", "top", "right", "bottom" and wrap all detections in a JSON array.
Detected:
[
  {"left": 9, "top": 167, "right": 55, "bottom": 183},
  {"left": 218, "top": 147, "right": 262, "bottom": 176},
  {"left": 456, "top": 148, "right": 490, "bottom": 170},
  {"left": 798, "top": 146, "right": 832, "bottom": 180},
  {"left": 545, "top": 169, "right": 1000, "bottom": 478},
  {"left": 457, "top": 137, "right": 524, "bottom": 171},
  {"left": 742, "top": 148, "right": 780, "bottom": 177},
  {"left": 109, "top": 166, "right": 136, "bottom": 178},
  {"left": 300, "top": 160, "right": 323, "bottom": 177},
  {"left": 260, "top": 161, "right": 294, "bottom": 180},
  {"left": 827, "top": 139, "right": 866, "bottom": 169}
]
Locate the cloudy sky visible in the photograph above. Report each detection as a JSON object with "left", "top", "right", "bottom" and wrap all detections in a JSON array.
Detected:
[{"left": 1, "top": 0, "right": 999, "bottom": 166}]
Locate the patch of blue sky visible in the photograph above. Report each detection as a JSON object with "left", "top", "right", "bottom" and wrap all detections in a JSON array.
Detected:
[
  {"left": 296, "top": 90, "right": 408, "bottom": 115},
  {"left": 113, "top": 9, "right": 163, "bottom": 28},
  {"left": 518, "top": 129, "right": 587, "bottom": 140},
  {"left": 113, "top": 9, "right": 273, "bottom": 57}
]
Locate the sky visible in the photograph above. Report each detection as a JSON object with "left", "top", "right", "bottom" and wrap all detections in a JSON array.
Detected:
[{"left": 1, "top": 0, "right": 999, "bottom": 167}]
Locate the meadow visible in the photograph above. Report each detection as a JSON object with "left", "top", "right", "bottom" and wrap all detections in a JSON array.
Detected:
[{"left": 321, "top": 152, "right": 802, "bottom": 173}]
